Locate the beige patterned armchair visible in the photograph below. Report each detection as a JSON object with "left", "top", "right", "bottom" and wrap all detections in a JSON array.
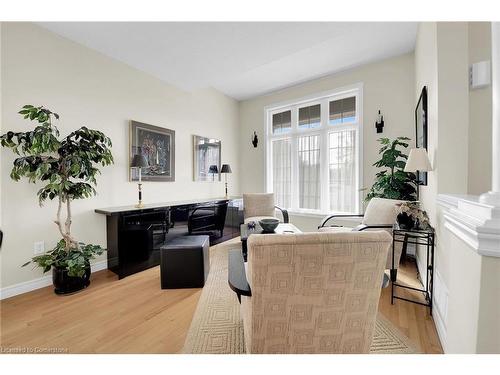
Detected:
[
  {"left": 241, "top": 231, "right": 392, "bottom": 354},
  {"left": 243, "top": 193, "right": 289, "bottom": 224}
]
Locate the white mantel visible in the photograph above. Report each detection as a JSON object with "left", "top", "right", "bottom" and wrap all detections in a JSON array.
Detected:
[{"left": 438, "top": 194, "right": 500, "bottom": 257}]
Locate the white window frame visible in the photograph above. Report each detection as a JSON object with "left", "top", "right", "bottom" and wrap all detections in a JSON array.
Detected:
[{"left": 264, "top": 83, "right": 364, "bottom": 215}]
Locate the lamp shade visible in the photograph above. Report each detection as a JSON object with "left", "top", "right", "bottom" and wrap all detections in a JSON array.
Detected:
[
  {"left": 208, "top": 165, "right": 219, "bottom": 174},
  {"left": 404, "top": 148, "right": 432, "bottom": 172},
  {"left": 131, "top": 154, "right": 149, "bottom": 168},
  {"left": 220, "top": 164, "right": 232, "bottom": 173}
]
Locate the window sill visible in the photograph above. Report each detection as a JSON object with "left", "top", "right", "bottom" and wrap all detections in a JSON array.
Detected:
[
  {"left": 287, "top": 210, "right": 327, "bottom": 218},
  {"left": 286, "top": 209, "right": 360, "bottom": 218}
]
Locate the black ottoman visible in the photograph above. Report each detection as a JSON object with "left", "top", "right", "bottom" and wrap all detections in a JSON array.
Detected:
[{"left": 160, "top": 235, "right": 210, "bottom": 289}]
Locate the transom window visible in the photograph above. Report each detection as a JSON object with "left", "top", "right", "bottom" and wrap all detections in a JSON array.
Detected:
[{"left": 266, "top": 85, "right": 363, "bottom": 214}]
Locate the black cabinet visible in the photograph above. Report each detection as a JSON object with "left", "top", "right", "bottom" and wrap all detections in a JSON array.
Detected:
[
  {"left": 97, "top": 198, "right": 243, "bottom": 279},
  {"left": 106, "top": 208, "right": 169, "bottom": 278}
]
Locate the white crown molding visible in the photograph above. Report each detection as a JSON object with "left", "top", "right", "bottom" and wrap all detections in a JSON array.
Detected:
[
  {"left": 0, "top": 260, "right": 108, "bottom": 300},
  {"left": 438, "top": 194, "right": 500, "bottom": 257}
]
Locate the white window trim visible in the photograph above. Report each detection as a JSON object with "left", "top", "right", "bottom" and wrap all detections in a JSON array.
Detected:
[{"left": 263, "top": 83, "right": 364, "bottom": 215}]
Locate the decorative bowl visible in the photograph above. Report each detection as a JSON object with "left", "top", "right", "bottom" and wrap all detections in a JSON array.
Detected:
[{"left": 259, "top": 218, "right": 280, "bottom": 233}]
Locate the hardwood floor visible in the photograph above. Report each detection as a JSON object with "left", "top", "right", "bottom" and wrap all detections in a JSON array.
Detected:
[
  {"left": 0, "top": 247, "right": 443, "bottom": 354},
  {"left": 379, "top": 257, "right": 443, "bottom": 354}
]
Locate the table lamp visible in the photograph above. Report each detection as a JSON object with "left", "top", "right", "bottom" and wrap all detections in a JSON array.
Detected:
[
  {"left": 131, "top": 154, "right": 149, "bottom": 208},
  {"left": 208, "top": 165, "right": 218, "bottom": 181},
  {"left": 404, "top": 148, "right": 432, "bottom": 201},
  {"left": 220, "top": 164, "right": 232, "bottom": 198}
]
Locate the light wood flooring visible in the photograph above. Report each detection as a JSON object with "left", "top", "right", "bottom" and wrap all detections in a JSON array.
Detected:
[{"left": 0, "top": 244, "right": 443, "bottom": 354}]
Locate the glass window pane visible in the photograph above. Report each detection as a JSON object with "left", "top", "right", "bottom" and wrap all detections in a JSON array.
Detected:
[
  {"left": 272, "top": 138, "right": 292, "bottom": 208},
  {"left": 298, "top": 104, "right": 321, "bottom": 129},
  {"left": 272, "top": 110, "right": 292, "bottom": 134},
  {"left": 329, "top": 97, "right": 356, "bottom": 125},
  {"left": 342, "top": 96, "right": 356, "bottom": 122},
  {"left": 298, "top": 134, "right": 321, "bottom": 210},
  {"left": 329, "top": 129, "right": 356, "bottom": 213}
]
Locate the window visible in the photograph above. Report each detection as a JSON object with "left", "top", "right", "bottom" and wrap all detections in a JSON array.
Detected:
[
  {"left": 298, "top": 104, "right": 321, "bottom": 129},
  {"left": 266, "top": 85, "right": 362, "bottom": 214},
  {"left": 272, "top": 110, "right": 291, "bottom": 134},
  {"left": 298, "top": 134, "right": 321, "bottom": 210},
  {"left": 272, "top": 138, "right": 292, "bottom": 208},
  {"left": 329, "top": 96, "right": 356, "bottom": 125}
]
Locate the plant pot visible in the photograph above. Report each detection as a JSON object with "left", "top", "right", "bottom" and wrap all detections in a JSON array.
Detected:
[
  {"left": 52, "top": 263, "right": 91, "bottom": 295},
  {"left": 397, "top": 212, "right": 415, "bottom": 230}
]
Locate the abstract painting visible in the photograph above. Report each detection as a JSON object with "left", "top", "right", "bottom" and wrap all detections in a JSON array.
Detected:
[{"left": 129, "top": 120, "right": 175, "bottom": 182}]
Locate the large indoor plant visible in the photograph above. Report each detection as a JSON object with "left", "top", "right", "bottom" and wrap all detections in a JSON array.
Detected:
[
  {"left": 365, "top": 136, "right": 417, "bottom": 202},
  {"left": 1, "top": 105, "right": 113, "bottom": 294}
]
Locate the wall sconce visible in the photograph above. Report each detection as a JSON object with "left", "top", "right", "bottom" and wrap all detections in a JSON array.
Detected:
[
  {"left": 375, "top": 110, "right": 384, "bottom": 133},
  {"left": 251, "top": 131, "right": 258, "bottom": 148}
]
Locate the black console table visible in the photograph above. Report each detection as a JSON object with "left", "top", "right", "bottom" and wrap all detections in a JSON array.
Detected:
[
  {"left": 391, "top": 223, "right": 435, "bottom": 315},
  {"left": 95, "top": 197, "right": 243, "bottom": 279}
]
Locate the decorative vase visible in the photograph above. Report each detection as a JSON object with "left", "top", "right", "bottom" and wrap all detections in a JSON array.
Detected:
[
  {"left": 397, "top": 212, "right": 415, "bottom": 229},
  {"left": 52, "top": 263, "right": 91, "bottom": 295}
]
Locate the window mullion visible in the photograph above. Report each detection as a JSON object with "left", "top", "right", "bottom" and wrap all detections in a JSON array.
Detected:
[
  {"left": 320, "top": 98, "right": 329, "bottom": 213},
  {"left": 290, "top": 106, "right": 299, "bottom": 211}
]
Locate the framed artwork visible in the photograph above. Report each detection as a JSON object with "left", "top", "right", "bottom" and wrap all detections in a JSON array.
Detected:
[
  {"left": 129, "top": 120, "right": 175, "bottom": 182},
  {"left": 415, "top": 86, "right": 428, "bottom": 185},
  {"left": 193, "top": 135, "right": 221, "bottom": 182}
]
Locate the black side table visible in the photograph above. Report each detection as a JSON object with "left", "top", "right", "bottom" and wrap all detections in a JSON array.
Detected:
[{"left": 391, "top": 223, "right": 435, "bottom": 315}]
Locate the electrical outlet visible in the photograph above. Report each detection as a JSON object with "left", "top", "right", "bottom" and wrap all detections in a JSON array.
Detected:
[{"left": 33, "top": 241, "right": 45, "bottom": 255}]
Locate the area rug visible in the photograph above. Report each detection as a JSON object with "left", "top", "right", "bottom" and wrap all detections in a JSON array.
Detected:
[{"left": 182, "top": 238, "right": 420, "bottom": 354}]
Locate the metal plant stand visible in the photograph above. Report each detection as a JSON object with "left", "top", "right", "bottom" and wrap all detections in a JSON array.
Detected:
[{"left": 391, "top": 223, "right": 435, "bottom": 315}]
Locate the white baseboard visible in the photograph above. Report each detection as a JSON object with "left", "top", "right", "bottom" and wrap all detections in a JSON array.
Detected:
[
  {"left": 432, "top": 270, "right": 449, "bottom": 352},
  {"left": 415, "top": 251, "right": 448, "bottom": 352},
  {"left": 0, "top": 260, "right": 108, "bottom": 300}
]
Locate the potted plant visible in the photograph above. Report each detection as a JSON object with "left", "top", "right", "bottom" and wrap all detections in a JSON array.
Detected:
[
  {"left": 365, "top": 137, "right": 417, "bottom": 202},
  {"left": 1, "top": 105, "right": 113, "bottom": 294}
]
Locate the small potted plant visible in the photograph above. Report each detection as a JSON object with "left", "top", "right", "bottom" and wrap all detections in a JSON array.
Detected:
[
  {"left": 396, "top": 201, "right": 429, "bottom": 230},
  {"left": 1, "top": 105, "right": 113, "bottom": 294}
]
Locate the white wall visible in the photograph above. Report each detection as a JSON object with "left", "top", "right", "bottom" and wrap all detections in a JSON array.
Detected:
[
  {"left": 468, "top": 22, "right": 492, "bottom": 195},
  {"left": 414, "top": 22, "right": 439, "bottom": 225},
  {"left": 239, "top": 53, "right": 415, "bottom": 230},
  {"left": 415, "top": 22, "right": 498, "bottom": 353},
  {"left": 415, "top": 21, "right": 470, "bottom": 295},
  {"left": 0, "top": 23, "right": 240, "bottom": 289},
  {"left": 0, "top": 23, "right": 3, "bottom": 229}
]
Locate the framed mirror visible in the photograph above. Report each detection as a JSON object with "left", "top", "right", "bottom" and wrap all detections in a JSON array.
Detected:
[{"left": 193, "top": 135, "right": 221, "bottom": 182}]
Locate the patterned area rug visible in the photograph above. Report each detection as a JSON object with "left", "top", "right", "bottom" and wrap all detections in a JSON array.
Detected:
[{"left": 182, "top": 238, "right": 420, "bottom": 354}]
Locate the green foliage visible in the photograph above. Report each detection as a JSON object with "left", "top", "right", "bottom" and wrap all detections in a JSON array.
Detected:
[
  {"left": 1, "top": 105, "right": 113, "bottom": 205},
  {"left": 22, "top": 239, "right": 104, "bottom": 277},
  {"left": 2, "top": 105, "right": 113, "bottom": 276},
  {"left": 365, "top": 137, "right": 417, "bottom": 202}
]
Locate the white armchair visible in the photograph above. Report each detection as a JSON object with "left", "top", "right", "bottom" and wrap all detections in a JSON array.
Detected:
[
  {"left": 317, "top": 197, "right": 407, "bottom": 281},
  {"left": 243, "top": 193, "right": 289, "bottom": 224}
]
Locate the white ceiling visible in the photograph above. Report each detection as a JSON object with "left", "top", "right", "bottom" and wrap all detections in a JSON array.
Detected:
[{"left": 38, "top": 22, "right": 418, "bottom": 101}]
